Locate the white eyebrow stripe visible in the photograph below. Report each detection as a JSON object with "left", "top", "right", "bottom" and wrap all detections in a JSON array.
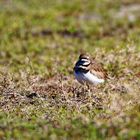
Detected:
[
  {"left": 82, "top": 61, "right": 90, "bottom": 65},
  {"left": 81, "top": 59, "right": 89, "bottom": 61}
]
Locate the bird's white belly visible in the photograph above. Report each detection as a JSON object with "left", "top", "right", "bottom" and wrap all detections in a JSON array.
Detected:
[{"left": 74, "top": 71, "right": 104, "bottom": 85}]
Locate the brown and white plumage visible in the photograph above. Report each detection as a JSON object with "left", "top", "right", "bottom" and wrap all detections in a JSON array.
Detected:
[{"left": 74, "top": 54, "right": 108, "bottom": 85}]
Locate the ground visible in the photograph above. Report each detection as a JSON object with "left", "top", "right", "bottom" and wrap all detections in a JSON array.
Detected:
[{"left": 0, "top": 0, "right": 140, "bottom": 139}]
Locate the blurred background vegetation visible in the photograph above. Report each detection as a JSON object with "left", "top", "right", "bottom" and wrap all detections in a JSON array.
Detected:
[{"left": 0, "top": 0, "right": 140, "bottom": 139}]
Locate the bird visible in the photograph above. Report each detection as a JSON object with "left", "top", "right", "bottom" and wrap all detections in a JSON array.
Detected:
[{"left": 73, "top": 53, "right": 108, "bottom": 85}]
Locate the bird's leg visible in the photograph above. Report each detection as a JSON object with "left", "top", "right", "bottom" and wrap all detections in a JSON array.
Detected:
[
  {"left": 87, "top": 84, "right": 92, "bottom": 98},
  {"left": 82, "top": 82, "right": 88, "bottom": 97},
  {"left": 83, "top": 82, "right": 86, "bottom": 94},
  {"left": 82, "top": 82, "right": 92, "bottom": 98}
]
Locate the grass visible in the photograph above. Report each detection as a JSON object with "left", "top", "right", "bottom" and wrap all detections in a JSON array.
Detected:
[{"left": 0, "top": 0, "right": 140, "bottom": 139}]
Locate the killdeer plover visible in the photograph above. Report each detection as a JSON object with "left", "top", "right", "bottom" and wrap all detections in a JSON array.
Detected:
[{"left": 74, "top": 54, "right": 108, "bottom": 85}]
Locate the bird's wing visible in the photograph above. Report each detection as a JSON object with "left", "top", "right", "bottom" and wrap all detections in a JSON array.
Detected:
[{"left": 90, "top": 60, "right": 108, "bottom": 79}]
